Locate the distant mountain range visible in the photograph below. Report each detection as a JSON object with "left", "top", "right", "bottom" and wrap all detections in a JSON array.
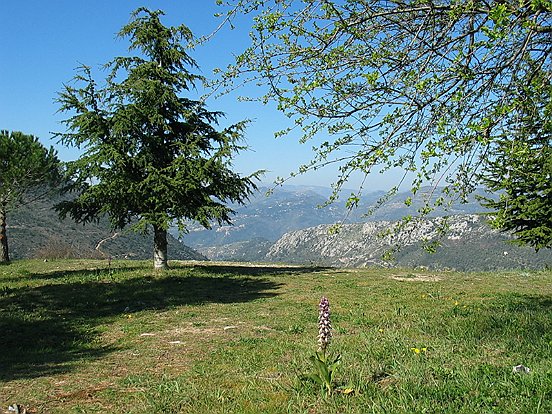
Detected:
[
  {"left": 8, "top": 185, "right": 551, "bottom": 271},
  {"left": 177, "top": 185, "right": 551, "bottom": 271},
  {"left": 178, "top": 185, "right": 490, "bottom": 247},
  {"left": 266, "top": 215, "right": 552, "bottom": 271},
  {"left": 179, "top": 185, "right": 351, "bottom": 247}
]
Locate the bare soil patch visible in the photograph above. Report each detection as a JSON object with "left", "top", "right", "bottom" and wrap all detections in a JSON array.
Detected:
[{"left": 390, "top": 273, "right": 444, "bottom": 282}]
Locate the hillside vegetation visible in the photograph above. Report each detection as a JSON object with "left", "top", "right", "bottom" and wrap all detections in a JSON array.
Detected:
[
  {"left": 8, "top": 187, "right": 551, "bottom": 271},
  {"left": 9, "top": 193, "right": 205, "bottom": 261},
  {"left": 1, "top": 260, "right": 551, "bottom": 413}
]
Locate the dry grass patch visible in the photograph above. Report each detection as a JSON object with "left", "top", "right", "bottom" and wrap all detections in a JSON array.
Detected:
[{"left": 390, "top": 273, "right": 444, "bottom": 282}]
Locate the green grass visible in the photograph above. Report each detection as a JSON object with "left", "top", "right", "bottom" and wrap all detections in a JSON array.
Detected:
[{"left": 1, "top": 260, "right": 551, "bottom": 413}]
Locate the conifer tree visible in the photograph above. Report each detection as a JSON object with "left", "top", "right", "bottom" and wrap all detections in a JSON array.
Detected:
[
  {"left": 56, "top": 8, "right": 261, "bottom": 269},
  {"left": 0, "top": 130, "right": 60, "bottom": 263},
  {"left": 480, "top": 70, "right": 551, "bottom": 250}
]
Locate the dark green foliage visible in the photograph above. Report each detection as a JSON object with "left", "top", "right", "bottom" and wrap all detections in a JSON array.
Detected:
[
  {"left": 0, "top": 131, "right": 60, "bottom": 202},
  {"left": 55, "top": 8, "right": 261, "bottom": 268},
  {"left": 480, "top": 71, "right": 552, "bottom": 250},
  {"left": 0, "top": 130, "right": 60, "bottom": 262}
]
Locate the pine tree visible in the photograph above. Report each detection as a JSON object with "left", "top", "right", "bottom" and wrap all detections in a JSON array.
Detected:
[{"left": 0, "top": 130, "right": 60, "bottom": 263}]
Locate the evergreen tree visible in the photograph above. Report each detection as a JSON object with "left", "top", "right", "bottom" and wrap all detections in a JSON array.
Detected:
[
  {"left": 480, "top": 70, "right": 552, "bottom": 250},
  {"left": 56, "top": 8, "right": 261, "bottom": 269},
  {"left": 0, "top": 130, "right": 60, "bottom": 263}
]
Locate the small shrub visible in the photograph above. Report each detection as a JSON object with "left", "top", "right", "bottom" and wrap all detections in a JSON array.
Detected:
[{"left": 33, "top": 237, "right": 99, "bottom": 259}]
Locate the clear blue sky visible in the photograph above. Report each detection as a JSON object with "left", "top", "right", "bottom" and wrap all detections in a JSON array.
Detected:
[{"left": 0, "top": 0, "right": 398, "bottom": 190}]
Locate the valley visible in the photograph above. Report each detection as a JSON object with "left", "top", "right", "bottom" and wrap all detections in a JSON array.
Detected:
[{"left": 177, "top": 185, "right": 552, "bottom": 271}]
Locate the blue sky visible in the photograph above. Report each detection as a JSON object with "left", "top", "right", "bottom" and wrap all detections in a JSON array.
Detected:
[{"left": 0, "top": 0, "right": 398, "bottom": 190}]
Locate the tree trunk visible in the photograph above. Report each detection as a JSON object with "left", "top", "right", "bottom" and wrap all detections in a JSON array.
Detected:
[
  {"left": 0, "top": 206, "right": 9, "bottom": 263},
  {"left": 153, "top": 225, "right": 168, "bottom": 270}
]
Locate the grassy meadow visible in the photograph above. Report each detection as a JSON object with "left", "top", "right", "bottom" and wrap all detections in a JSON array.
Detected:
[{"left": 1, "top": 259, "right": 551, "bottom": 413}]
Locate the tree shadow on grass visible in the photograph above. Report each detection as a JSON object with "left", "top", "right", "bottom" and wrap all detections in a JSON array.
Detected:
[
  {"left": 0, "top": 263, "right": 288, "bottom": 381},
  {"left": 187, "top": 263, "right": 332, "bottom": 277},
  {"left": 445, "top": 293, "right": 552, "bottom": 350},
  {"left": 473, "top": 293, "right": 552, "bottom": 343}
]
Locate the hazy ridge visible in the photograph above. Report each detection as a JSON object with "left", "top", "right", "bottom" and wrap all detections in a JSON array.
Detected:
[
  {"left": 8, "top": 186, "right": 551, "bottom": 270},
  {"left": 9, "top": 192, "right": 206, "bottom": 261},
  {"left": 180, "top": 186, "right": 551, "bottom": 271}
]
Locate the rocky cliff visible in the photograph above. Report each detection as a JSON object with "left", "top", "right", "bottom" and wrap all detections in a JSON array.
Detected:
[{"left": 265, "top": 214, "right": 551, "bottom": 270}]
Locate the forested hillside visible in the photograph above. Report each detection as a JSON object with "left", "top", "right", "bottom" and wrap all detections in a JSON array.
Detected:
[
  {"left": 8, "top": 186, "right": 550, "bottom": 271},
  {"left": 8, "top": 192, "right": 206, "bottom": 261}
]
